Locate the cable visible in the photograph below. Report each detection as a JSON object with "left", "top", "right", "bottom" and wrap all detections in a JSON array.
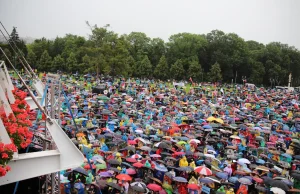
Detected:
[{"left": 0, "top": 21, "right": 38, "bottom": 79}]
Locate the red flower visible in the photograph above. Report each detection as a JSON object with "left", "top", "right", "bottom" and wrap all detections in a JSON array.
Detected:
[
  {"left": 0, "top": 166, "right": 7, "bottom": 176},
  {"left": 5, "top": 166, "right": 11, "bottom": 172},
  {"left": 1, "top": 153, "right": 9, "bottom": 159}
]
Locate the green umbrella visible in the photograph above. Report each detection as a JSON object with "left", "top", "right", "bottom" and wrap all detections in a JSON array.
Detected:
[{"left": 96, "top": 163, "right": 107, "bottom": 171}]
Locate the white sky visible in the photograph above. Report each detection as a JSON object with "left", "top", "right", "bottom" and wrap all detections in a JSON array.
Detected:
[{"left": 0, "top": 0, "right": 300, "bottom": 48}]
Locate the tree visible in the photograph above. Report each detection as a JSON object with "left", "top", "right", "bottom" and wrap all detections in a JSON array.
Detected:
[
  {"left": 38, "top": 50, "right": 52, "bottom": 71},
  {"left": 170, "top": 59, "right": 185, "bottom": 80},
  {"left": 154, "top": 55, "right": 169, "bottom": 80},
  {"left": 249, "top": 61, "right": 265, "bottom": 85},
  {"left": 208, "top": 62, "right": 222, "bottom": 82},
  {"left": 9, "top": 27, "right": 28, "bottom": 57},
  {"left": 188, "top": 60, "right": 203, "bottom": 82},
  {"left": 26, "top": 49, "right": 37, "bottom": 69},
  {"left": 52, "top": 55, "right": 65, "bottom": 72},
  {"left": 138, "top": 55, "right": 152, "bottom": 78},
  {"left": 66, "top": 52, "right": 77, "bottom": 73}
]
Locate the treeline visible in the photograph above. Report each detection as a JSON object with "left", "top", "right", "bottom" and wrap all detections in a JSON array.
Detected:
[{"left": 1, "top": 25, "right": 300, "bottom": 86}]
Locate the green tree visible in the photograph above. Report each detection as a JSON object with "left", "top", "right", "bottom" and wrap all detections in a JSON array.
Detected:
[
  {"left": 138, "top": 55, "right": 152, "bottom": 78},
  {"left": 208, "top": 62, "right": 222, "bottom": 82},
  {"left": 66, "top": 52, "right": 77, "bottom": 73},
  {"left": 154, "top": 55, "right": 169, "bottom": 80},
  {"left": 170, "top": 59, "right": 185, "bottom": 80},
  {"left": 26, "top": 49, "right": 37, "bottom": 69},
  {"left": 38, "top": 50, "right": 52, "bottom": 71},
  {"left": 188, "top": 60, "right": 203, "bottom": 82},
  {"left": 249, "top": 61, "right": 265, "bottom": 84},
  {"left": 52, "top": 54, "right": 65, "bottom": 72}
]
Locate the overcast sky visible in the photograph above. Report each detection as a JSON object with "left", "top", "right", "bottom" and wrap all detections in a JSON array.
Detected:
[{"left": 0, "top": 0, "right": 299, "bottom": 48}]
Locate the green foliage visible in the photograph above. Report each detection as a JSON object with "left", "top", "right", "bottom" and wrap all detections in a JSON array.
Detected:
[
  {"left": 138, "top": 55, "right": 152, "bottom": 78},
  {"left": 52, "top": 55, "right": 65, "bottom": 72},
  {"left": 8, "top": 23, "right": 298, "bottom": 86},
  {"left": 38, "top": 50, "right": 52, "bottom": 72},
  {"left": 208, "top": 62, "right": 222, "bottom": 82},
  {"left": 66, "top": 52, "right": 77, "bottom": 73},
  {"left": 154, "top": 55, "right": 169, "bottom": 80},
  {"left": 188, "top": 60, "right": 203, "bottom": 82},
  {"left": 170, "top": 59, "right": 185, "bottom": 80}
]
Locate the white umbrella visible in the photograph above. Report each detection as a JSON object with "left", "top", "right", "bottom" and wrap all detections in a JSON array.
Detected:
[
  {"left": 270, "top": 187, "right": 286, "bottom": 194},
  {"left": 238, "top": 158, "right": 251, "bottom": 164}
]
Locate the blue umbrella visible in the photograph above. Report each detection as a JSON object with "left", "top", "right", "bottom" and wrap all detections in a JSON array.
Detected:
[
  {"left": 173, "top": 176, "right": 187, "bottom": 183},
  {"left": 199, "top": 178, "right": 214, "bottom": 184},
  {"left": 216, "top": 172, "right": 228, "bottom": 180},
  {"left": 155, "top": 164, "right": 168, "bottom": 172},
  {"left": 203, "top": 125, "right": 212, "bottom": 129},
  {"left": 73, "top": 167, "right": 88, "bottom": 176},
  {"left": 229, "top": 176, "right": 239, "bottom": 183},
  {"left": 255, "top": 159, "right": 265, "bottom": 164},
  {"left": 281, "top": 153, "right": 292, "bottom": 158},
  {"left": 180, "top": 137, "right": 189, "bottom": 141}
]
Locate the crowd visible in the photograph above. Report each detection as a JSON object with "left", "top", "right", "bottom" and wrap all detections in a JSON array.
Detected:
[{"left": 24, "top": 75, "right": 300, "bottom": 194}]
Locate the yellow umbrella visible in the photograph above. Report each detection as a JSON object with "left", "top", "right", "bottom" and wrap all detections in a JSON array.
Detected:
[
  {"left": 215, "top": 118, "right": 224, "bottom": 124},
  {"left": 207, "top": 116, "right": 216, "bottom": 122}
]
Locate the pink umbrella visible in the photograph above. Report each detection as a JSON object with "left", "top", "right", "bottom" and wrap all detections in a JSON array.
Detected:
[
  {"left": 128, "top": 140, "right": 137, "bottom": 145},
  {"left": 126, "top": 158, "right": 137, "bottom": 163},
  {"left": 126, "top": 168, "right": 136, "bottom": 175},
  {"left": 150, "top": 154, "right": 161, "bottom": 158},
  {"left": 147, "top": 183, "right": 162, "bottom": 191}
]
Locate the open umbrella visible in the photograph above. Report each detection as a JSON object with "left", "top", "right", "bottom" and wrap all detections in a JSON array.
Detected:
[
  {"left": 270, "top": 180, "right": 289, "bottom": 191},
  {"left": 106, "top": 182, "right": 122, "bottom": 191},
  {"left": 73, "top": 167, "right": 88, "bottom": 176},
  {"left": 116, "top": 174, "right": 132, "bottom": 181},
  {"left": 238, "top": 177, "right": 252, "bottom": 185},
  {"left": 270, "top": 187, "right": 286, "bottom": 194},
  {"left": 147, "top": 183, "right": 162, "bottom": 192},
  {"left": 173, "top": 177, "right": 188, "bottom": 183},
  {"left": 194, "top": 165, "right": 212, "bottom": 175}
]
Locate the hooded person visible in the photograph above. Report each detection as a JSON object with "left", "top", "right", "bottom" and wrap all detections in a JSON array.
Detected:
[{"left": 179, "top": 156, "right": 188, "bottom": 167}]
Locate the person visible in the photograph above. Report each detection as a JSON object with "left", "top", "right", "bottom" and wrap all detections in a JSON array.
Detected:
[{"left": 74, "top": 179, "right": 85, "bottom": 194}]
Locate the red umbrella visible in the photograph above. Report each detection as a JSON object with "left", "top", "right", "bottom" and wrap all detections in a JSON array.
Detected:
[
  {"left": 128, "top": 140, "right": 137, "bottom": 145},
  {"left": 147, "top": 183, "right": 162, "bottom": 191},
  {"left": 174, "top": 152, "right": 185, "bottom": 156},
  {"left": 133, "top": 162, "right": 144, "bottom": 168},
  {"left": 116, "top": 174, "right": 132, "bottom": 181},
  {"left": 188, "top": 184, "right": 199, "bottom": 190},
  {"left": 253, "top": 177, "right": 263, "bottom": 183},
  {"left": 126, "top": 158, "right": 137, "bottom": 163},
  {"left": 126, "top": 168, "right": 136, "bottom": 175},
  {"left": 84, "top": 164, "right": 96, "bottom": 169},
  {"left": 194, "top": 165, "right": 212, "bottom": 175}
]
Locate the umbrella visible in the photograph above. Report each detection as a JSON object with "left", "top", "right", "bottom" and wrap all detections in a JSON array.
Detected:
[
  {"left": 238, "top": 158, "right": 251, "bottom": 164},
  {"left": 73, "top": 167, "right": 88, "bottom": 176},
  {"left": 194, "top": 165, "right": 212, "bottom": 175},
  {"left": 109, "top": 167, "right": 120, "bottom": 173},
  {"left": 99, "top": 172, "right": 113, "bottom": 178},
  {"left": 131, "top": 185, "right": 147, "bottom": 193},
  {"left": 155, "top": 165, "right": 168, "bottom": 172},
  {"left": 238, "top": 177, "right": 252, "bottom": 185},
  {"left": 270, "top": 180, "right": 289, "bottom": 191},
  {"left": 228, "top": 176, "right": 239, "bottom": 183},
  {"left": 116, "top": 174, "right": 132, "bottom": 181},
  {"left": 139, "top": 146, "right": 151, "bottom": 151},
  {"left": 126, "top": 168, "right": 136, "bottom": 175},
  {"left": 255, "top": 165, "right": 269, "bottom": 172},
  {"left": 125, "top": 146, "right": 136, "bottom": 152},
  {"left": 216, "top": 172, "right": 228, "bottom": 180},
  {"left": 173, "top": 177, "right": 188, "bottom": 183},
  {"left": 106, "top": 182, "right": 122, "bottom": 191},
  {"left": 147, "top": 183, "right": 162, "bottom": 192},
  {"left": 187, "top": 184, "right": 200, "bottom": 190},
  {"left": 199, "top": 178, "right": 214, "bottom": 184},
  {"left": 126, "top": 158, "right": 137, "bottom": 163},
  {"left": 270, "top": 187, "right": 286, "bottom": 194},
  {"left": 107, "top": 159, "right": 121, "bottom": 165},
  {"left": 133, "top": 162, "right": 144, "bottom": 168}
]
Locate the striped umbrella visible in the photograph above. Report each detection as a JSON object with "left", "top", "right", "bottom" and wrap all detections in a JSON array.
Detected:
[{"left": 194, "top": 165, "right": 212, "bottom": 175}]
